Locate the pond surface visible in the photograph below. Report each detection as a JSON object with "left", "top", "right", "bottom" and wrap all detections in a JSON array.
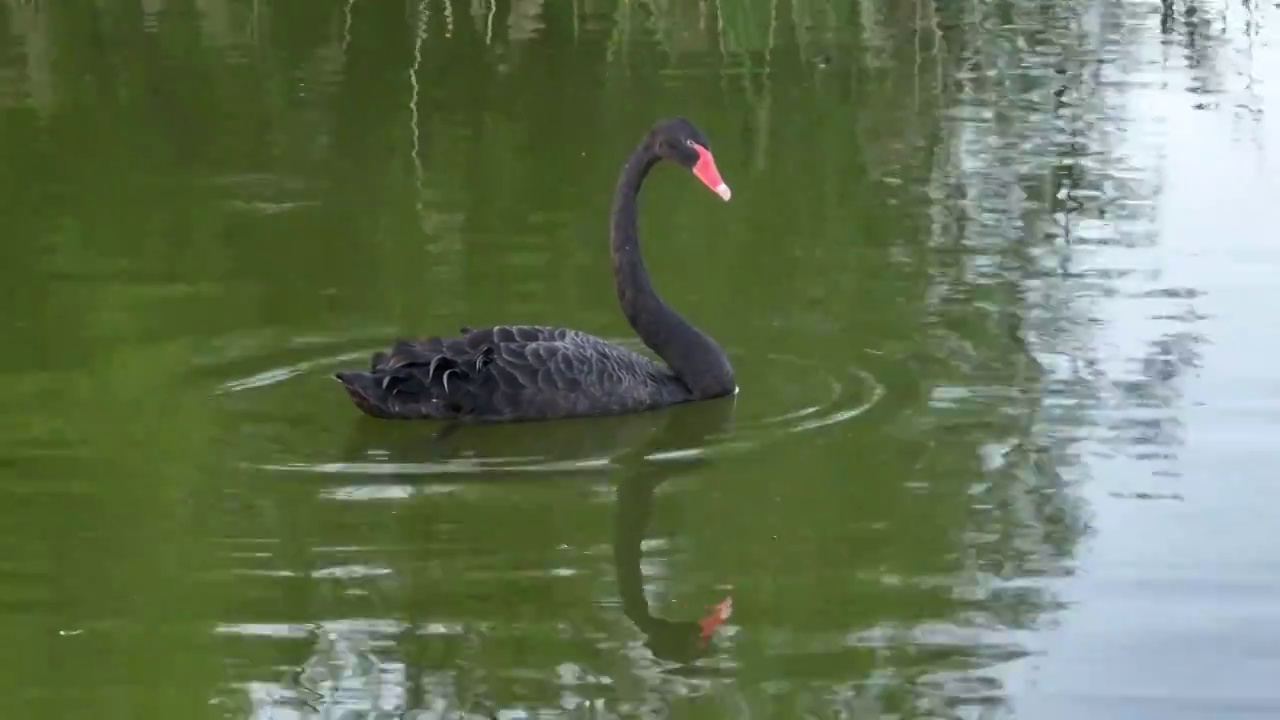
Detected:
[{"left": 1, "top": 0, "right": 1278, "bottom": 718}]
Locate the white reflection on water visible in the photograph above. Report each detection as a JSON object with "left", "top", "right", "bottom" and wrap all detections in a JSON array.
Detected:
[{"left": 979, "top": 1, "right": 1280, "bottom": 717}]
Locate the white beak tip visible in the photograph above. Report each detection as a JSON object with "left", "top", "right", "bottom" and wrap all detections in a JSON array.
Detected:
[{"left": 715, "top": 183, "right": 732, "bottom": 201}]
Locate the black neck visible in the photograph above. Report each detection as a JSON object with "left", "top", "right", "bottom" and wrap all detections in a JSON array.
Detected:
[{"left": 609, "top": 140, "right": 734, "bottom": 398}]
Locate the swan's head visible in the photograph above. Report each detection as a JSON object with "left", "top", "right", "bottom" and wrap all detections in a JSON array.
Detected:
[{"left": 649, "top": 117, "right": 732, "bottom": 202}]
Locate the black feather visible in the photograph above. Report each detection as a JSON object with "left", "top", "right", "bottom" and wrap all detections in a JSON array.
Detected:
[{"left": 334, "top": 325, "right": 695, "bottom": 421}]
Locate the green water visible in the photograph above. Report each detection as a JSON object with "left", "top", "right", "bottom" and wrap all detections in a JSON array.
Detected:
[{"left": 2, "top": 0, "right": 1278, "bottom": 717}]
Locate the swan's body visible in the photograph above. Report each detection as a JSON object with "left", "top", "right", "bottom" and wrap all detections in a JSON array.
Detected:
[
  {"left": 338, "top": 325, "right": 696, "bottom": 420},
  {"left": 335, "top": 118, "right": 735, "bottom": 422}
]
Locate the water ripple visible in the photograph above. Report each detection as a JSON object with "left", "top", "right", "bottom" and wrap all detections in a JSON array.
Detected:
[{"left": 210, "top": 334, "right": 885, "bottom": 480}]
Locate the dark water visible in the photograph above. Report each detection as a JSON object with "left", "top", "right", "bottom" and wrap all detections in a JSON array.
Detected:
[{"left": 1, "top": 0, "right": 1277, "bottom": 717}]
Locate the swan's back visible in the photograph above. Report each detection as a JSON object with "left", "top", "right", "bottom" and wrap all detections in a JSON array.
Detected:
[{"left": 335, "top": 325, "right": 693, "bottom": 422}]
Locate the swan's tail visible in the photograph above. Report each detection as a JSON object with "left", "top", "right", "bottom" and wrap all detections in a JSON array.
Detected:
[
  {"left": 333, "top": 371, "right": 406, "bottom": 419},
  {"left": 334, "top": 342, "right": 497, "bottom": 420}
]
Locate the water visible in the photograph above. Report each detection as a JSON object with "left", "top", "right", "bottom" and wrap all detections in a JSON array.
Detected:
[{"left": 1, "top": 0, "right": 1277, "bottom": 717}]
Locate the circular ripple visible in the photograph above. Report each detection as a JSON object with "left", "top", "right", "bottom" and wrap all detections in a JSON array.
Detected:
[{"left": 212, "top": 335, "right": 885, "bottom": 480}]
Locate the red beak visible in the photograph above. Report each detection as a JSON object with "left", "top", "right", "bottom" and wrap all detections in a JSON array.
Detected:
[{"left": 690, "top": 143, "right": 732, "bottom": 201}]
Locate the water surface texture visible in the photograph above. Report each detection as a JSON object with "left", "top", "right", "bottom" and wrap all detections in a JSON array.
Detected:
[{"left": 1, "top": 1, "right": 1278, "bottom": 718}]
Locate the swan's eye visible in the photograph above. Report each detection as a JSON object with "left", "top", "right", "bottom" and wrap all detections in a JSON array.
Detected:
[{"left": 684, "top": 138, "right": 696, "bottom": 148}]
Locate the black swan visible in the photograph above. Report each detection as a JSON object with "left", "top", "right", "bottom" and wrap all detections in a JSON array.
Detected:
[{"left": 334, "top": 117, "right": 736, "bottom": 422}]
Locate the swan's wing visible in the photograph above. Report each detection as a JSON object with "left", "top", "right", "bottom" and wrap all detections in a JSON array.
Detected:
[
  {"left": 370, "top": 325, "right": 581, "bottom": 371},
  {"left": 339, "top": 327, "right": 674, "bottom": 420},
  {"left": 470, "top": 325, "right": 587, "bottom": 345},
  {"left": 476, "top": 335, "right": 676, "bottom": 418},
  {"left": 485, "top": 336, "right": 656, "bottom": 395}
]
